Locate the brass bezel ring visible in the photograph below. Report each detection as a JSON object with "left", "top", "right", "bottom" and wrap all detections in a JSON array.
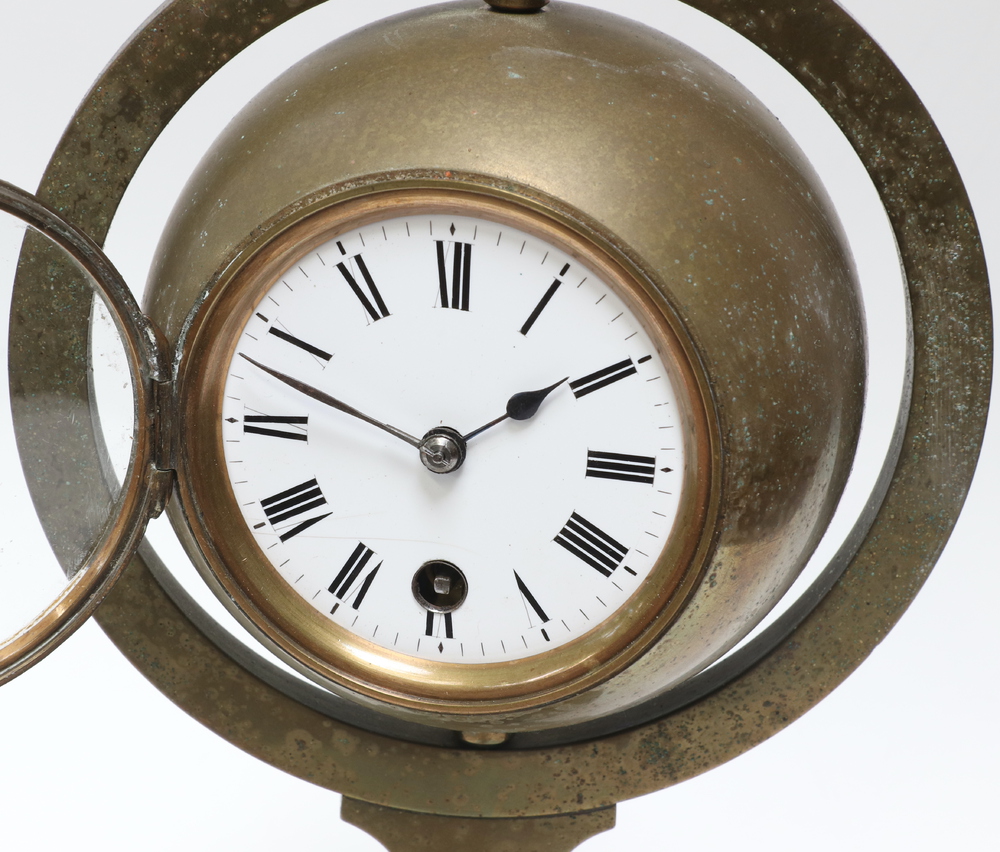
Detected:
[
  {"left": 10, "top": 0, "right": 990, "bottom": 818},
  {"left": 0, "top": 180, "right": 168, "bottom": 684}
]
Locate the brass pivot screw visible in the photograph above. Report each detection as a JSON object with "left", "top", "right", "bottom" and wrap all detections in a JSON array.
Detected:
[{"left": 486, "top": 1, "right": 549, "bottom": 12}]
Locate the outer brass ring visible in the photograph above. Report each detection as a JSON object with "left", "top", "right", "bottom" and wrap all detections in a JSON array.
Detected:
[{"left": 10, "top": 0, "right": 990, "bottom": 818}]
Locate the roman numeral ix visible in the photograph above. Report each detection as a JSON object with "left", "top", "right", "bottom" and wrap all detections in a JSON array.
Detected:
[
  {"left": 586, "top": 450, "right": 656, "bottom": 485},
  {"left": 260, "top": 478, "right": 331, "bottom": 542},
  {"left": 242, "top": 414, "right": 308, "bottom": 442},
  {"left": 436, "top": 240, "right": 472, "bottom": 310},
  {"left": 554, "top": 512, "right": 629, "bottom": 577},
  {"left": 569, "top": 358, "right": 637, "bottom": 398},
  {"left": 328, "top": 542, "right": 381, "bottom": 611}
]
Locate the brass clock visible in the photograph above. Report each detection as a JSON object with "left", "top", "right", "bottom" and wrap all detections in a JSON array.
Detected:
[
  {"left": 0, "top": 0, "right": 992, "bottom": 849},
  {"left": 134, "top": 0, "right": 868, "bottom": 742}
]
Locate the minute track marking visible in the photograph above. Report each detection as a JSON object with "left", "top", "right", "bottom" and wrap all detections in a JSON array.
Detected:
[{"left": 216, "top": 208, "right": 688, "bottom": 674}]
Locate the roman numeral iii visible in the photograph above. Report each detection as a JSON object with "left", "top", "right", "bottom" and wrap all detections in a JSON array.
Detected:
[
  {"left": 569, "top": 358, "right": 637, "bottom": 398},
  {"left": 554, "top": 512, "right": 629, "bottom": 576},
  {"left": 260, "top": 478, "right": 331, "bottom": 542},
  {"left": 436, "top": 240, "right": 472, "bottom": 310},
  {"left": 585, "top": 450, "right": 656, "bottom": 484}
]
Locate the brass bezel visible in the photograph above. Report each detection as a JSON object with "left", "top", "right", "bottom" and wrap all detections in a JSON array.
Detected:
[
  {"left": 175, "top": 184, "right": 719, "bottom": 717},
  {"left": 0, "top": 180, "right": 169, "bottom": 685}
]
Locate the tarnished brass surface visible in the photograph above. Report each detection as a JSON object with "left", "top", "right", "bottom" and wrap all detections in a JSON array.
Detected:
[
  {"left": 8, "top": 0, "right": 990, "bottom": 830},
  {"left": 148, "top": 0, "right": 864, "bottom": 731},
  {"left": 341, "top": 797, "right": 615, "bottom": 851}
]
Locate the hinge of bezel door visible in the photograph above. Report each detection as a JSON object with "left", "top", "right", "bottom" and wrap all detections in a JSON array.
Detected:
[
  {"left": 145, "top": 321, "right": 176, "bottom": 520},
  {"left": 146, "top": 378, "right": 175, "bottom": 519}
]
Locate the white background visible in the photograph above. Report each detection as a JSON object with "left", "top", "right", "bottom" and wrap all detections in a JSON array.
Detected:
[{"left": 0, "top": 1, "right": 997, "bottom": 849}]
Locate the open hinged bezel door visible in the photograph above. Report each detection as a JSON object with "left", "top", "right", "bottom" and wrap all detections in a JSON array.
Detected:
[{"left": 0, "top": 179, "right": 171, "bottom": 685}]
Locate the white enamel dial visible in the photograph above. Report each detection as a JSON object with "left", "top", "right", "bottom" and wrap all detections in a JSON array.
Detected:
[{"left": 214, "top": 203, "right": 692, "bottom": 675}]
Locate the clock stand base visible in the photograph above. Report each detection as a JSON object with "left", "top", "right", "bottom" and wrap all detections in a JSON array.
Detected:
[{"left": 342, "top": 798, "right": 616, "bottom": 851}]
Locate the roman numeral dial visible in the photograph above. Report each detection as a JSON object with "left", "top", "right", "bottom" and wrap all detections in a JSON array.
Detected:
[{"left": 214, "top": 206, "right": 693, "bottom": 677}]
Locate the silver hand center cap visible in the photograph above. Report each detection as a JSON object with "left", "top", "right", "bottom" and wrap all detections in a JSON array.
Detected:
[{"left": 419, "top": 430, "right": 466, "bottom": 474}]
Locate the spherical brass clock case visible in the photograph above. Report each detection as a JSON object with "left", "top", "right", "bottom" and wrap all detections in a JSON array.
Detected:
[{"left": 145, "top": 1, "right": 865, "bottom": 732}]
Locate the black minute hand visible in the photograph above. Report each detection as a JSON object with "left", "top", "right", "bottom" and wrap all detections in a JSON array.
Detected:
[
  {"left": 239, "top": 354, "right": 422, "bottom": 448},
  {"left": 463, "top": 377, "right": 569, "bottom": 442}
]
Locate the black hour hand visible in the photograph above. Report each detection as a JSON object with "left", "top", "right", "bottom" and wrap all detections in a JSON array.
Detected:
[{"left": 464, "top": 377, "right": 568, "bottom": 442}]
